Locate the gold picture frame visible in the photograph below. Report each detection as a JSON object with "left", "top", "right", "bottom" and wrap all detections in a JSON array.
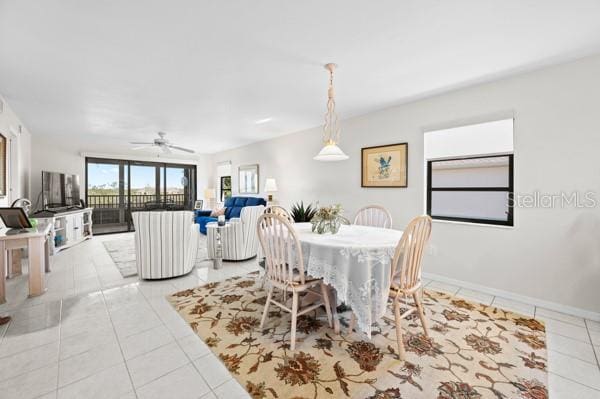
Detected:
[{"left": 361, "top": 142, "right": 408, "bottom": 187}]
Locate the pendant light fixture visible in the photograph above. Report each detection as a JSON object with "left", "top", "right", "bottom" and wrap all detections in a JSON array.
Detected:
[{"left": 314, "top": 63, "right": 349, "bottom": 161}]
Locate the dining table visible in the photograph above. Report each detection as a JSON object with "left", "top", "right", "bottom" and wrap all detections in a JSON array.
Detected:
[{"left": 293, "top": 222, "right": 403, "bottom": 338}]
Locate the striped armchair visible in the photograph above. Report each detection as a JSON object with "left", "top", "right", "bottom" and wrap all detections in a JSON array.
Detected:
[
  {"left": 131, "top": 211, "right": 199, "bottom": 279},
  {"left": 207, "top": 205, "right": 265, "bottom": 261}
]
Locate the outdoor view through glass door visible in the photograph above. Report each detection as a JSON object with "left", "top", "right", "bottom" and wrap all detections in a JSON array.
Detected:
[{"left": 86, "top": 158, "right": 196, "bottom": 234}]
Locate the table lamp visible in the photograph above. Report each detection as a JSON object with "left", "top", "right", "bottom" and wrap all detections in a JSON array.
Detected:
[
  {"left": 204, "top": 188, "right": 216, "bottom": 209},
  {"left": 264, "top": 178, "right": 278, "bottom": 202}
]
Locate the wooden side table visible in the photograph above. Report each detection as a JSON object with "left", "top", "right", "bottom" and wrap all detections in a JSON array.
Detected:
[{"left": 0, "top": 223, "right": 52, "bottom": 304}]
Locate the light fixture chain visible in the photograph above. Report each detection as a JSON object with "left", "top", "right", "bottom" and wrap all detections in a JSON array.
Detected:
[{"left": 322, "top": 66, "right": 340, "bottom": 144}]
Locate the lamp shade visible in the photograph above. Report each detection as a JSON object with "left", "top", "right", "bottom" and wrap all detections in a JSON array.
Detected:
[
  {"left": 204, "top": 188, "right": 216, "bottom": 199},
  {"left": 264, "top": 178, "right": 278, "bottom": 192},
  {"left": 313, "top": 143, "right": 349, "bottom": 161}
]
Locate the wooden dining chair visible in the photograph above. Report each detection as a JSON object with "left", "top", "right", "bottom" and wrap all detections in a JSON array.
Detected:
[
  {"left": 353, "top": 205, "right": 393, "bottom": 229},
  {"left": 387, "top": 215, "right": 432, "bottom": 360},
  {"left": 259, "top": 206, "right": 294, "bottom": 288},
  {"left": 257, "top": 213, "right": 333, "bottom": 350},
  {"left": 264, "top": 205, "right": 294, "bottom": 223}
]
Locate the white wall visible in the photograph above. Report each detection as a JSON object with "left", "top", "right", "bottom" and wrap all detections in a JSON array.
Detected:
[
  {"left": 213, "top": 54, "right": 600, "bottom": 314},
  {"left": 0, "top": 94, "right": 32, "bottom": 206},
  {"left": 30, "top": 135, "right": 213, "bottom": 210}
]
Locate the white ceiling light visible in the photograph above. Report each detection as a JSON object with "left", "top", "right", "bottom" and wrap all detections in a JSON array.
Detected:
[
  {"left": 254, "top": 117, "right": 272, "bottom": 124},
  {"left": 314, "top": 63, "right": 348, "bottom": 162}
]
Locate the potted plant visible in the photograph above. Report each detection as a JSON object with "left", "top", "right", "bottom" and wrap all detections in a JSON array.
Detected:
[{"left": 290, "top": 201, "right": 317, "bottom": 223}]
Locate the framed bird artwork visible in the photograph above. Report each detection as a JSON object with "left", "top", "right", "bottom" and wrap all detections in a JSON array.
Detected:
[{"left": 361, "top": 143, "right": 408, "bottom": 187}]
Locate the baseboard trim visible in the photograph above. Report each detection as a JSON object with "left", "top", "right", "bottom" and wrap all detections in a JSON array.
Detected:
[{"left": 422, "top": 272, "right": 600, "bottom": 322}]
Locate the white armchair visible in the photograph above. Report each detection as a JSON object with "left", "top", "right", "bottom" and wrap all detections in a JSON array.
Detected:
[
  {"left": 207, "top": 205, "right": 265, "bottom": 261},
  {"left": 132, "top": 211, "right": 199, "bottom": 279}
]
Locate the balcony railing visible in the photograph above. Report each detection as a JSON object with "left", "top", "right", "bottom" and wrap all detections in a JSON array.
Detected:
[
  {"left": 88, "top": 194, "right": 190, "bottom": 228},
  {"left": 87, "top": 194, "right": 188, "bottom": 209}
]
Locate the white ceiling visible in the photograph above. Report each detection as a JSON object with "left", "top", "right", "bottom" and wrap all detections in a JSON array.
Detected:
[{"left": 1, "top": 0, "right": 600, "bottom": 155}]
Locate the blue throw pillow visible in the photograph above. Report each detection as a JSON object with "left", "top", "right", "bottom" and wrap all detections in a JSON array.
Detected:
[
  {"left": 233, "top": 197, "right": 248, "bottom": 207},
  {"left": 224, "top": 197, "right": 236, "bottom": 208},
  {"left": 228, "top": 207, "right": 243, "bottom": 219},
  {"left": 245, "top": 197, "right": 264, "bottom": 206}
]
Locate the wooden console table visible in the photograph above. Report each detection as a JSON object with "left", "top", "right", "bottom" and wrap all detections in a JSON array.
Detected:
[{"left": 0, "top": 223, "right": 52, "bottom": 304}]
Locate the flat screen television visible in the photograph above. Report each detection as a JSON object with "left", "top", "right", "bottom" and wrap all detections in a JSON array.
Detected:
[{"left": 42, "top": 171, "right": 81, "bottom": 210}]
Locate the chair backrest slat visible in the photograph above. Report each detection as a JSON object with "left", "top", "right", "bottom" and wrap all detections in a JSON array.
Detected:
[
  {"left": 390, "top": 215, "right": 432, "bottom": 291},
  {"left": 354, "top": 205, "right": 393, "bottom": 229},
  {"left": 257, "top": 213, "right": 305, "bottom": 286},
  {"left": 264, "top": 205, "right": 294, "bottom": 223}
]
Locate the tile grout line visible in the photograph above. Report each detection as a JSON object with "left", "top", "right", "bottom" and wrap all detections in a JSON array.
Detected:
[
  {"left": 548, "top": 370, "right": 600, "bottom": 392},
  {"left": 100, "top": 287, "right": 140, "bottom": 399},
  {"left": 144, "top": 288, "right": 216, "bottom": 394},
  {"left": 547, "top": 347, "right": 599, "bottom": 367},
  {"left": 536, "top": 313, "right": 589, "bottom": 328},
  {"left": 584, "top": 319, "right": 600, "bottom": 370},
  {"left": 50, "top": 311, "right": 125, "bottom": 392},
  {"left": 0, "top": 341, "right": 63, "bottom": 384},
  {"left": 543, "top": 329, "right": 592, "bottom": 345},
  {"left": 191, "top": 354, "right": 233, "bottom": 398},
  {"left": 54, "top": 298, "right": 64, "bottom": 398}
]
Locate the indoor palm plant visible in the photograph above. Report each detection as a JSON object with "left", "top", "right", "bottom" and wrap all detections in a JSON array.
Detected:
[{"left": 290, "top": 201, "right": 317, "bottom": 223}]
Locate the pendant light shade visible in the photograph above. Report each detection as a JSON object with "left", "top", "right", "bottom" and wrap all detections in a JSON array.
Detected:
[
  {"left": 315, "top": 63, "right": 348, "bottom": 162},
  {"left": 313, "top": 141, "right": 349, "bottom": 161}
]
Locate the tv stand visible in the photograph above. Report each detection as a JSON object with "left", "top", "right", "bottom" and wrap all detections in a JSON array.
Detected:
[{"left": 33, "top": 208, "right": 93, "bottom": 255}]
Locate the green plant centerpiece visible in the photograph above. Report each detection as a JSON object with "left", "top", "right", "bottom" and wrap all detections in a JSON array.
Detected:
[
  {"left": 311, "top": 204, "right": 344, "bottom": 234},
  {"left": 290, "top": 201, "right": 317, "bottom": 223}
]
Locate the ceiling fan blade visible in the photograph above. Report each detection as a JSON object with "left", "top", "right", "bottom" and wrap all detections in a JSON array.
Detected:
[
  {"left": 167, "top": 145, "right": 195, "bottom": 154},
  {"left": 132, "top": 145, "right": 155, "bottom": 150},
  {"left": 129, "top": 141, "right": 154, "bottom": 145}
]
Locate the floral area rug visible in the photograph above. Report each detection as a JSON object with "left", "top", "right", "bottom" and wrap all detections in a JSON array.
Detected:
[{"left": 167, "top": 273, "right": 548, "bottom": 399}]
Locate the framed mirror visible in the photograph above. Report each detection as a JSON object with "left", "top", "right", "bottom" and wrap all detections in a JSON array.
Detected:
[
  {"left": 238, "top": 164, "right": 259, "bottom": 194},
  {"left": 0, "top": 133, "right": 5, "bottom": 198}
]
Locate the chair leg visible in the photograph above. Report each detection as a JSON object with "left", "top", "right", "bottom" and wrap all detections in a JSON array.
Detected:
[
  {"left": 347, "top": 312, "right": 356, "bottom": 334},
  {"left": 394, "top": 300, "right": 406, "bottom": 361},
  {"left": 330, "top": 288, "right": 341, "bottom": 334},
  {"left": 290, "top": 291, "right": 298, "bottom": 351},
  {"left": 320, "top": 283, "right": 333, "bottom": 329},
  {"left": 413, "top": 292, "right": 429, "bottom": 337},
  {"left": 260, "top": 272, "right": 267, "bottom": 289},
  {"left": 260, "top": 286, "right": 273, "bottom": 329}
]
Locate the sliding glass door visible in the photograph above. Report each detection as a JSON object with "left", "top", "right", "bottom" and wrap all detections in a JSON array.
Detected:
[
  {"left": 130, "top": 163, "right": 158, "bottom": 210},
  {"left": 86, "top": 158, "right": 196, "bottom": 234}
]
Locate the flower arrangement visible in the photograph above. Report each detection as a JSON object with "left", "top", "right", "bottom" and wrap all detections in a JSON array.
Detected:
[{"left": 311, "top": 204, "right": 344, "bottom": 234}]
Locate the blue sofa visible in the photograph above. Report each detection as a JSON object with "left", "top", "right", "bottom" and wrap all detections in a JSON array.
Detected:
[{"left": 195, "top": 196, "right": 267, "bottom": 234}]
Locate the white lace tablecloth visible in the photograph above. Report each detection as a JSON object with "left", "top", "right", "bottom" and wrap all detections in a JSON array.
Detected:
[{"left": 294, "top": 223, "right": 403, "bottom": 337}]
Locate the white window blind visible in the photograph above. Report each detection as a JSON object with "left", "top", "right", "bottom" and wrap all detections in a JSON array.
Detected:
[{"left": 425, "top": 119, "right": 514, "bottom": 226}]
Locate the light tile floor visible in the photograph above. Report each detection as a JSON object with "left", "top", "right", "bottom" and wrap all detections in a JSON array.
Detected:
[{"left": 0, "top": 233, "right": 598, "bottom": 398}]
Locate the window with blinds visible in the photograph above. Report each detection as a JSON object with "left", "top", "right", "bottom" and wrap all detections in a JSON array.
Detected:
[
  {"left": 427, "top": 155, "right": 514, "bottom": 225},
  {"left": 424, "top": 119, "right": 514, "bottom": 226}
]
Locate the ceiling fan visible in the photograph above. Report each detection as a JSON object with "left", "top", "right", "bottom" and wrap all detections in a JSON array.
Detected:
[{"left": 130, "top": 132, "right": 195, "bottom": 154}]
